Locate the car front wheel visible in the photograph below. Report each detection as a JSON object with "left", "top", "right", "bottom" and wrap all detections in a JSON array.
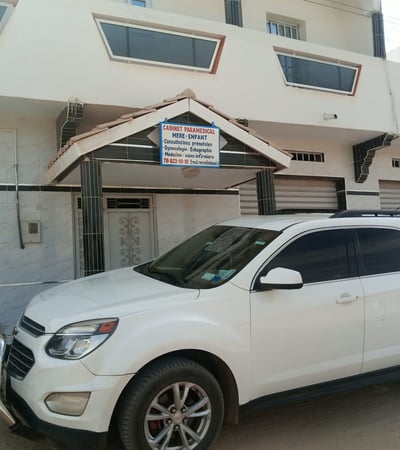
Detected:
[{"left": 118, "top": 357, "right": 224, "bottom": 450}]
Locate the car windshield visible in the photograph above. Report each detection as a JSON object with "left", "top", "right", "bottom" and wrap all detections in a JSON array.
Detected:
[{"left": 134, "top": 225, "right": 280, "bottom": 289}]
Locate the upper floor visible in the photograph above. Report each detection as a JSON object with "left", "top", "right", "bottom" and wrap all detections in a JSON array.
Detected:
[
  {"left": 0, "top": 0, "right": 398, "bottom": 144},
  {"left": 106, "top": 0, "right": 383, "bottom": 56}
]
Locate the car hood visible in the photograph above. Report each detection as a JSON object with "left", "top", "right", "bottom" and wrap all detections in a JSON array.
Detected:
[{"left": 23, "top": 267, "right": 199, "bottom": 333}]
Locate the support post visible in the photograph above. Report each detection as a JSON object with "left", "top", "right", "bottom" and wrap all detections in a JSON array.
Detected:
[
  {"left": 256, "top": 169, "right": 276, "bottom": 215},
  {"left": 80, "top": 158, "right": 105, "bottom": 276}
]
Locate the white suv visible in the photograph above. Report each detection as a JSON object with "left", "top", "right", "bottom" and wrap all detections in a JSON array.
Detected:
[{"left": 2, "top": 211, "right": 400, "bottom": 450}]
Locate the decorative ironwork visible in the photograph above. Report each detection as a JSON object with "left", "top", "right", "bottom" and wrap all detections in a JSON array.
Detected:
[{"left": 118, "top": 216, "right": 142, "bottom": 266}]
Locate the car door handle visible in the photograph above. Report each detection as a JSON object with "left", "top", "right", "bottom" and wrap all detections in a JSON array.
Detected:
[{"left": 336, "top": 294, "right": 359, "bottom": 304}]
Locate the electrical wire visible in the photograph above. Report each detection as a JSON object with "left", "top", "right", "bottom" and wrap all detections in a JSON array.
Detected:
[{"left": 304, "top": 0, "right": 375, "bottom": 16}]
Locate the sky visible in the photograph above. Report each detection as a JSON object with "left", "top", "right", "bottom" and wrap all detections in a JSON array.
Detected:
[{"left": 382, "top": 0, "right": 400, "bottom": 52}]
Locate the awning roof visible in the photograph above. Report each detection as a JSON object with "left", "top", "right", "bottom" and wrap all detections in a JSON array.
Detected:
[{"left": 47, "top": 89, "right": 292, "bottom": 186}]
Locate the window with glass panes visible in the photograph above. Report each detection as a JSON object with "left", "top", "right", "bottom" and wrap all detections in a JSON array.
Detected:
[
  {"left": 267, "top": 19, "right": 299, "bottom": 40},
  {"left": 97, "top": 19, "right": 222, "bottom": 73},
  {"left": 128, "top": 0, "right": 146, "bottom": 6},
  {"left": 0, "top": 2, "right": 12, "bottom": 33}
]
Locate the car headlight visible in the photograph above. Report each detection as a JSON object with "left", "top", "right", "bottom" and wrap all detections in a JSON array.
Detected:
[{"left": 45, "top": 318, "right": 119, "bottom": 360}]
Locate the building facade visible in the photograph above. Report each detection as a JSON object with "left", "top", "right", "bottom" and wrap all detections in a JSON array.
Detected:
[{"left": 0, "top": 0, "right": 399, "bottom": 335}]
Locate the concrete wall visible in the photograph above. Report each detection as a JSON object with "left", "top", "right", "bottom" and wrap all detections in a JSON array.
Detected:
[
  {"left": 111, "top": 0, "right": 379, "bottom": 56},
  {"left": 155, "top": 193, "right": 240, "bottom": 255},
  {"left": 0, "top": 0, "right": 397, "bottom": 135},
  {"left": 0, "top": 123, "right": 75, "bottom": 337}
]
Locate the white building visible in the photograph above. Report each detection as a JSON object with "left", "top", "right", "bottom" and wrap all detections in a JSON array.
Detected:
[
  {"left": 0, "top": 0, "right": 399, "bottom": 335},
  {"left": 388, "top": 46, "right": 400, "bottom": 62}
]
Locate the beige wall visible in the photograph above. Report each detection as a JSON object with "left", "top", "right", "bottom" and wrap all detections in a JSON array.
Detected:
[
  {"left": 155, "top": 193, "right": 240, "bottom": 255},
  {"left": 242, "top": 0, "right": 376, "bottom": 55},
  {"left": 0, "top": 0, "right": 398, "bottom": 137}
]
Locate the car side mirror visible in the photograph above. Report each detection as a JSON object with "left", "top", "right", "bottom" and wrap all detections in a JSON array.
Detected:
[{"left": 259, "top": 267, "right": 303, "bottom": 290}]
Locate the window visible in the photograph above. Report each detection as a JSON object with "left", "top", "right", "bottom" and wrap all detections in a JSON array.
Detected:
[
  {"left": 276, "top": 50, "right": 360, "bottom": 95},
  {"left": 225, "top": 0, "right": 243, "bottom": 27},
  {"left": 392, "top": 159, "right": 400, "bottom": 168},
  {"left": 135, "top": 225, "right": 279, "bottom": 289},
  {"left": 97, "top": 19, "right": 223, "bottom": 73},
  {"left": 128, "top": 0, "right": 147, "bottom": 6},
  {"left": 267, "top": 19, "right": 299, "bottom": 39},
  {"left": 356, "top": 228, "right": 400, "bottom": 276},
  {"left": 291, "top": 151, "right": 324, "bottom": 162},
  {"left": 264, "top": 230, "right": 353, "bottom": 284},
  {"left": 0, "top": 2, "right": 12, "bottom": 33}
]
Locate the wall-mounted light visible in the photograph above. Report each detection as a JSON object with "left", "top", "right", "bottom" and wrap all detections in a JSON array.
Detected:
[
  {"left": 323, "top": 113, "right": 338, "bottom": 120},
  {"left": 181, "top": 167, "right": 200, "bottom": 178}
]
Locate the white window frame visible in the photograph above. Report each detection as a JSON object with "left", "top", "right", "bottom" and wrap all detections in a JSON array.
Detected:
[
  {"left": 267, "top": 19, "right": 300, "bottom": 40},
  {"left": 275, "top": 49, "right": 361, "bottom": 95},
  {"left": 96, "top": 18, "right": 223, "bottom": 73},
  {"left": 0, "top": 2, "right": 13, "bottom": 33},
  {"left": 392, "top": 159, "right": 400, "bottom": 168},
  {"left": 127, "top": 0, "right": 150, "bottom": 7}
]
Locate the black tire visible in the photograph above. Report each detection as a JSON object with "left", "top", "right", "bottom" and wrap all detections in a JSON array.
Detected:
[{"left": 118, "top": 357, "right": 224, "bottom": 450}]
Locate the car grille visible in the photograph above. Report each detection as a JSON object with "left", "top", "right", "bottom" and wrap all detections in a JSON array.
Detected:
[
  {"left": 6, "top": 339, "right": 35, "bottom": 380},
  {"left": 19, "top": 315, "right": 45, "bottom": 337}
]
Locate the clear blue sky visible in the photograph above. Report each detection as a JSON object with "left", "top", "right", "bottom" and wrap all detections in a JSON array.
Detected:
[{"left": 382, "top": 0, "right": 400, "bottom": 52}]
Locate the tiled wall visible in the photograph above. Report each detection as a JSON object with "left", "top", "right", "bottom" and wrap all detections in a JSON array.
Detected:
[
  {"left": 0, "top": 190, "right": 75, "bottom": 337},
  {"left": 0, "top": 122, "right": 241, "bottom": 338},
  {"left": 155, "top": 193, "right": 240, "bottom": 255},
  {"left": 0, "top": 126, "right": 75, "bottom": 338}
]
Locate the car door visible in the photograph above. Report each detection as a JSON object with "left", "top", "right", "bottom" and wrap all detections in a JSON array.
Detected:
[
  {"left": 356, "top": 227, "right": 400, "bottom": 373},
  {"left": 250, "top": 228, "right": 364, "bottom": 399}
]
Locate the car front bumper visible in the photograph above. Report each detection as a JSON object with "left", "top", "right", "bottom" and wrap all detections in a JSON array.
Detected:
[
  {"left": 0, "top": 334, "right": 17, "bottom": 428},
  {"left": 0, "top": 333, "right": 130, "bottom": 449}
]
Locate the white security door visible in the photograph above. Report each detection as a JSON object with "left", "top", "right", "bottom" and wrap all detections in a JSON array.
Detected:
[
  {"left": 250, "top": 229, "right": 364, "bottom": 398},
  {"left": 74, "top": 196, "right": 155, "bottom": 276}
]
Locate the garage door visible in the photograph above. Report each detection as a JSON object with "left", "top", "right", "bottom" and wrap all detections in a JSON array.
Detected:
[
  {"left": 379, "top": 181, "right": 400, "bottom": 210},
  {"left": 239, "top": 177, "right": 338, "bottom": 215}
]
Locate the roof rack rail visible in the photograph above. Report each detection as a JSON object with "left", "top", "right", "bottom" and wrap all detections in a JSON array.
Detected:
[
  {"left": 268, "top": 209, "right": 337, "bottom": 215},
  {"left": 331, "top": 210, "right": 400, "bottom": 218}
]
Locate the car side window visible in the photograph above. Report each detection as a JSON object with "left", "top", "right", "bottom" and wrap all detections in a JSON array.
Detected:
[
  {"left": 263, "top": 230, "right": 352, "bottom": 284},
  {"left": 356, "top": 228, "right": 400, "bottom": 276}
]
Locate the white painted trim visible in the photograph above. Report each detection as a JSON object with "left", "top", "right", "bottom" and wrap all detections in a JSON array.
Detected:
[
  {"left": 188, "top": 99, "right": 292, "bottom": 169},
  {"left": 47, "top": 100, "right": 190, "bottom": 183},
  {"left": 95, "top": 18, "right": 221, "bottom": 72},
  {"left": 46, "top": 97, "right": 291, "bottom": 183}
]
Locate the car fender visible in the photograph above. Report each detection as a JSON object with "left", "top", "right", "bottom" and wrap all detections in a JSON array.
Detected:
[{"left": 81, "top": 290, "right": 253, "bottom": 404}]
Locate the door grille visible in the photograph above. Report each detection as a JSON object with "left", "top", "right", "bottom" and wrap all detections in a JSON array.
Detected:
[
  {"left": 77, "top": 197, "right": 150, "bottom": 209},
  {"left": 106, "top": 198, "right": 150, "bottom": 209}
]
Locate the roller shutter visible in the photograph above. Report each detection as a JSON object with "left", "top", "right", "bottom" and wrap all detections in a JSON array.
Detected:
[
  {"left": 379, "top": 181, "right": 400, "bottom": 210},
  {"left": 239, "top": 177, "right": 338, "bottom": 215}
]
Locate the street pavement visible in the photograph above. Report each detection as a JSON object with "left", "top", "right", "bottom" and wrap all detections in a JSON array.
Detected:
[{"left": 2, "top": 382, "right": 400, "bottom": 449}]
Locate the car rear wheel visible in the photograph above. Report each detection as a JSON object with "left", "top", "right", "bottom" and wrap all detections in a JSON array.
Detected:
[{"left": 118, "top": 357, "right": 224, "bottom": 450}]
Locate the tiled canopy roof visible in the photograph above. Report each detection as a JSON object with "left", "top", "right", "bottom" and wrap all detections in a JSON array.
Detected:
[{"left": 47, "top": 89, "right": 292, "bottom": 183}]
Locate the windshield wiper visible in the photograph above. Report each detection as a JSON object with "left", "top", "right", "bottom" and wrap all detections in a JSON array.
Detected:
[{"left": 147, "top": 267, "right": 185, "bottom": 287}]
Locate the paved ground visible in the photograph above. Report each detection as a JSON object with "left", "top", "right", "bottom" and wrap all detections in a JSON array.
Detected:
[{"left": 2, "top": 382, "right": 400, "bottom": 449}]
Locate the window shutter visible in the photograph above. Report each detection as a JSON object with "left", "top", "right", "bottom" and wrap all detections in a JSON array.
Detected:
[
  {"left": 225, "top": 0, "right": 243, "bottom": 27},
  {"left": 372, "top": 12, "right": 386, "bottom": 58}
]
